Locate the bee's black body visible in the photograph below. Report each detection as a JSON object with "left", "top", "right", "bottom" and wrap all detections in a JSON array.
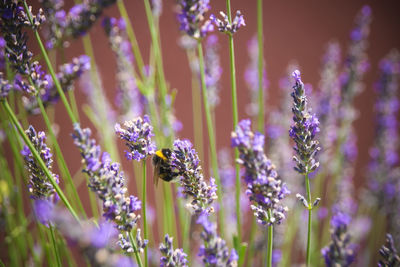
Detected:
[{"left": 152, "top": 148, "right": 181, "bottom": 185}]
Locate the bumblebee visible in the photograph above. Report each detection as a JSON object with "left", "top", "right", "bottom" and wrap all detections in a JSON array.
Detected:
[{"left": 152, "top": 148, "right": 181, "bottom": 186}]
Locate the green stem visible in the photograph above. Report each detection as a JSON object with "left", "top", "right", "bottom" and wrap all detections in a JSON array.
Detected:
[
  {"left": 2, "top": 100, "right": 79, "bottom": 221},
  {"left": 142, "top": 160, "right": 148, "bottom": 267},
  {"left": 49, "top": 224, "right": 62, "bottom": 267},
  {"left": 257, "top": 0, "right": 265, "bottom": 133},
  {"left": 35, "top": 93, "right": 86, "bottom": 217},
  {"left": 226, "top": 0, "right": 242, "bottom": 246},
  {"left": 305, "top": 173, "right": 312, "bottom": 266},
  {"left": 23, "top": 1, "right": 77, "bottom": 125},
  {"left": 197, "top": 42, "right": 224, "bottom": 237},
  {"left": 117, "top": 0, "right": 145, "bottom": 79},
  {"left": 266, "top": 224, "right": 273, "bottom": 267},
  {"left": 129, "top": 231, "right": 143, "bottom": 267}
]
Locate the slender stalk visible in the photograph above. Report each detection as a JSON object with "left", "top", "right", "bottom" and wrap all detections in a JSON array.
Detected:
[
  {"left": 305, "top": 173, "right": 312, "bottom": 266},
  {"left": 142, "top": 160, "right": 148, "bottom": 267},
  {"left": 226, "top": 0, "right": 242, "bottom": 246},
  {"left": 257, "top": 0, "right": 264, "bottom": 132},
  {"left": 2, "top": 100, "right": 79, "bottom": 221},
  {"left": 266, "top": 224, "right": 273, "bottom": 267},
  {"left": 49, "top": 224, "right": 62, "bottom": 267},
  {"left": 129, "top": 231, "right": 143, "bottom": 267},
  {"left": 197, "top": 42, "right": 224, "bottom": 236},
  {"left": 23, "top": 1, "right": 77, "bottom": 125}
]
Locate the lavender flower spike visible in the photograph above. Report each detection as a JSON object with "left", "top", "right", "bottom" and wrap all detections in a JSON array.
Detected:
[
  {"left": 289, "top": 70, "right": 321, "bottom": 175},
  {"left": 378, "top": 234, "right": 400, "bottom": 267},
  {"left": 197, "top": 213, "right": 238, "bottom": 266},
  {"left": 159, "top": 234, "right": 188, "bottom": 267},
  {"left": 176, "top": 0, "right": 214, "bottom": 39},
  {"left": 321, "top": 212, "right": 356, "bottom": 267},
  {"left": 72, "top": 123, "right": 146, "bottom": 253},
  {"left": 115, "top": 115, "right": 157, "bottom": 161},
  {"left": 21, "top": 125, "right": 59, "bottom": 203},
  {"left": 231, "top": 119, "right": 290, "bottom": 226},
  {"left": 211, "top": 10, "right": 245, "bottom": 34},
  {"left": 169, "top": 139, "right": 217, "bottom": 214}
]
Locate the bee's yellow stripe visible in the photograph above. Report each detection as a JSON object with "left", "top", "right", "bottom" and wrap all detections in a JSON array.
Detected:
[{"left": 155, "top": 150, "right": 167, "bottom": 161}]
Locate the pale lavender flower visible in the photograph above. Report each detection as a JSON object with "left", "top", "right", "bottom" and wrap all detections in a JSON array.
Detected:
[
  {"left": 72, "top": 123, "right": 146, "bottom": 253},
  {"left": 151, "top": 0, "right": 162, "bottom": 18},
  {"left": 103, "top": 17, "right": 143, "bottom": 118},
  {"left": 211, "top": 10, "right": 245, "bottom": 34},
  {"left": 289, "top": 70, "right": 320, "bottom": 175},
  {"left": 232, "top": 119, "right": 290, "bottom": 226},
  {"left": 115, "top": 115, "right": 156, "bottom": 161},
  {"left": 169, "top": 139, "right": 217, "bottom": 214},
  {"left": 378, "top": 234, "right": 400, "bottom": 267},
  {"left": 21, "top": 125, "right": 59, "bottom": 203},
  {"left": 204, "top": 34, "right": 222, "bottom": 108},
  {"left": 176, "top": 0, "right": 214, "bottom": 39},
  {"left": 197, "top": 214, "right": 238, "bottom": 266},
  {"left": 321, "top": 212, "right": 356, "bottom": 267},
  {"left": 245, "top": 35, "right": 268, "bottom": 117},
  {"left": 159, "top": 234, "right": 188, "bottom": 267},
  {"left": 0, "top": 72, "right": 11, "bottom": 99},
  {"left": 0, "top": 37, "right": 5, "bottom": 70}
]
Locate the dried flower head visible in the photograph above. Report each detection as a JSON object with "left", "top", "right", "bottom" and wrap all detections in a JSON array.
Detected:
[{"left": 211, "top": 10, "right": 245, "bottom": 34}]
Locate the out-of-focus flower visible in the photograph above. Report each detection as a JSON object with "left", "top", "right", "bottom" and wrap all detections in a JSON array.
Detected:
[
  {"left": 159, "top": 234, "right": 188, "bottom": 267},
  {"left": 169, "top": 139, "right": 217, "bottom": 214},
  {"left": 176, "top": 0, "right": 214, "bottom": 39},
  {"left": 197, "top": 213, "right": 238, "bottom": 266},
  {"left": 204, "top": 34, "right": 222, "bottom": 108},
  {"left": 378, "top": 234, "right": 400, "bottom": 267},
  {"left": 0, "top": 72, "right": 11, "bottom": 99},
  {"left": 321, "top": 212, "right": 356, "bottom": 267},
  {"left": 72, "top": 123, "right": 146, "bottom": 253},
  {"left": 232, "top": 119, "right": 290, "bottom": 226},
  {"left": 289, "top": 70, "right": 320, "bottom": 175},
  {"left": 21, "top": 125, "right": 59, "bottom": 203},
  {"left": 115, "top": 115, "right": 156, "bottom": 161},
  {"left": 211, "top": 10, "right": 245, "bottom": 34}
]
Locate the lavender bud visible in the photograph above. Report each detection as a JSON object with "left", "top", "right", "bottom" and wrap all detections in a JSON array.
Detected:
[
  {"left": 313, "top": 197, "right": 321, "bottom": 207},
  {"left": 0, "top": 72, "right": 11, "bottom": 99},
  {"left": 21, "top": 125, "right": 59, "bottom": 203},
  {"left": 378, "top": 234, "right": 400, "bottom": 267},
  {"left": 232, "top": 119, "right": 290, "bottom": 226},
  {"left": 159, "top": 234, "right": 188, "bottom": 267},
  {"left": 115, "top": 115, "right": 156, "bottom": 161},
  {"left": 296, "top": 193, "right": 308, "bottom": 208},
  {"left": 211, "top": 10, "right": 245, "bottom": 34}
]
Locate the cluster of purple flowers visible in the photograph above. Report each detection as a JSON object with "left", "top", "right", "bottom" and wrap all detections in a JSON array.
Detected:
[
  {"left": 159, "top": 234, "right": 188, "bottom": 267},
  {"left": 21, "top": 125, "right": 59, "bottom": 203},
  {"left": 211, "top": 10, "right": 245, "bottom": 34},
  {"left": 196, "top": 214, "right": 238, "bottom": 266},
  {"left": 40, "top": 0, "right": 117, "bottom": 48},
  {"left": 115, "top": 115, "right": 156, "bottom": 161},
  {"left": 169, "top": 139, "right": 217, "bottom": 214},
  {"left": 103, "top": 17, "right": 143, "bottom": 118},
  {"left": 72, "top": 123, "right": 146, "bottom": 253},
  {"left": 232, "top": 119, "right": 290, "bottom": 226},
  {"left": 289, "top": 70, "right": 321, "bottom": 175},
  {"left": 176, "top": 0, "right": 214, "bottom": 39},
  {"left": 378, "top": 234, "right": 400, "bottom": 267},
  {"left": 321, "top": 212, "right": 356, "bottom": 266}
]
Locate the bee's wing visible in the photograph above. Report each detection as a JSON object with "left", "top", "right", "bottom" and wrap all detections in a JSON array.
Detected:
[{"left": 153, "top": 163, "right": 160, "bottom": 187}]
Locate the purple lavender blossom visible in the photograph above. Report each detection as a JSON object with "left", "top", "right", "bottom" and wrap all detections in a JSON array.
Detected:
[
  {"left": 0, "top": 37, "right": 5, "bottom": 70},
  {"left": 21, "top": 125, "right": 59, "bottom": 203},
  {"left": 168, "top": 139, "right": 217, "bottom": 214},
  {"left": 33, "top": 198, "right": 54, "bottom": 226},
  {"left": 378, "top": 234, "right": 400, "bottom": 267},
  {"left": 115, "top": 115, "right": 156, "bottom": 161},
  {"left": 204, "top": 34, "right": 222, "bottom": 108},
  {"left": 321, "top": 212, "right": 356, "bottom": 267},
  {"left": 232, "top": 119, "right": 290, "bottom": 226},
  {"left": 211, "top": 10, "right": 245, "bottom": 34},
  {"left": 176, "top": 0, "right": 214, "bottom": 39},
  {"left": 245, "top": 36, "right": 268, "bottom": 117},
  {"left": 72, "top": 123, "right": 146, "bottom": 253},
  {"left": 0, "top": 72, "right": 11, "bottom": 99},
  {"left": 289, "top": 70, "right": 321, "bottom": 175},
  {"left": 159, "top": 234, "right": 188, "bottom": 267},
  {"left": 103, "top": 17, "right": 143, "bottom": 118},
  {"left": 197, "top": 214, "right": 238, "bottom": 266}
]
